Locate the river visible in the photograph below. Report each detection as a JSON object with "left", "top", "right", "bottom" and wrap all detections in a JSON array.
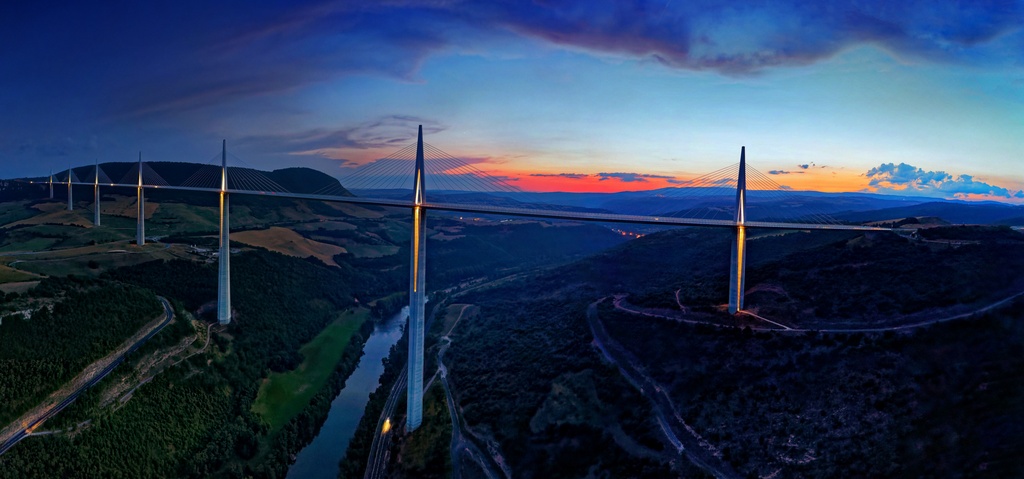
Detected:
[{"left": 286, "top": 307, "right": 408, "bottom": 479}]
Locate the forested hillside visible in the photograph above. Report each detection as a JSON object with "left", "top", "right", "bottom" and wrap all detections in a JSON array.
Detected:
[{"left": 0, "top": 277, "right": 162, "bottom": 426}]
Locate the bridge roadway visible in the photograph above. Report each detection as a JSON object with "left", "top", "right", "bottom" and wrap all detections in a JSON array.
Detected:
[{"left": 51, "top": 181, "right": 889, "bottom": 232}]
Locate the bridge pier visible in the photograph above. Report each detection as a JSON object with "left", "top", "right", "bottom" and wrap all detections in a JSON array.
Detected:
[
  {"left": 728, "top": 147, "right": 747, "bottom": 314},
  {"left": 93, "top": 160, "right": 101, "bottom": 226},
  {"left": 407, "top": 125, "right": 426, "bottom": 431},
  {"left": 136, "top": 153, "right": 145, "bottom": 246},
  {"left": 218, "top": 140, "right": 232, "bottom": 325},
  {"left": 66, "top": 165, "right": 73, "bottom": 211}
]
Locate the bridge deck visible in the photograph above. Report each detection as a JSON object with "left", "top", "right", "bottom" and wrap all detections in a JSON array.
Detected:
[{"left": 42, "top": 181, "right": 889, "bottom": 232}]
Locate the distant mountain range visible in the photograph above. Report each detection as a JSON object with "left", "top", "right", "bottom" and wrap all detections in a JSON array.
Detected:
[
  {"left": 40, "top": 162, "right": 352, "bottom": 197},
  {"left": 353, "top": 187, "right": 1024, "bottom": 226},
  {"left": 16, "top": 161, "right": 1022, "bottom": 226}
]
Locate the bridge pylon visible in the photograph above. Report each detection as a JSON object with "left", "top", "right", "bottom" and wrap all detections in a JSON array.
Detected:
[
  {"left": 48, "top": 170, "right": 53, "bottom": 199},
  {"left": 407, "top": 125, "right": 427, "bottom": 431},
  {"left": 66, "top": 164, "right": 73, "bottom": 211},
  {"left": 136, "top": 153, "right": 145, "bottom": 246},
  {"left": 93, "top": 159, "right": 101, "bottom": 226},
  {"left": 728, "top": 146, "right": 747, "bottom": 314},
  {"left": 218, "top": 140, "right": 232, "bottom": 325}
]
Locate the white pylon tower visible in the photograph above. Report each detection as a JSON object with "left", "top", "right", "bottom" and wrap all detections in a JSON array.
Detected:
[
  {"left": 66, "top": 164, "right": 73, "bottom": 211},
  {"left": 407, "top": 125, "right": 427, "bottom": 431},
  {"left": 48, "top": 169, "right": 54, "bottom": 199},
  {"left": 728, "top": 146, "right": 747, "bottom": 314},
  {"left": 217, "top": 140, "right": 232, "bottom": 325},
  {"left": 136, "top": 153, "right": 145, "bottom": 246},
  {"left": 93, "top": 159, "right": 101, "bottom": 226}
]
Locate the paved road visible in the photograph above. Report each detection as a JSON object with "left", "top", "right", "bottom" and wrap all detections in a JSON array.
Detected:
[
  {"left": 363, "top": 365, "right": 407, "bottom": 479},
  {"left": 616, "top": 290, "right": 1024, "bottom": 334},
  {"left": 435, "top": 306, "right": 503, "bottom": 479},
  {"left": 0, "top": 297, "right": 174, "bottom": 457},
  {"left": 588, "top": 299, "right": 740, "bottom": 479}
]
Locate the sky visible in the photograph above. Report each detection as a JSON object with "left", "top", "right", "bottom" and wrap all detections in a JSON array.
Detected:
[{"left": 1, "top": 1, "right": 1023, "bottom": 202}]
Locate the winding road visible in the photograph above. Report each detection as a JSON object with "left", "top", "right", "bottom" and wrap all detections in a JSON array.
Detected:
[
  {"left": 436, "top": 305, "right": 504, "bottom": 479},
  {"left": 0, "top": 297, "right": 174, "bottom": 457},
  {"left": 616, "top": 289, "right": 1024, "bottom": 334},
  {"left": 587, "top": 299, "right": 740, "bottom": 479}
]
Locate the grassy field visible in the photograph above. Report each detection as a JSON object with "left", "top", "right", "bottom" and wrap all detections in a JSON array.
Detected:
[
  {"left": 292, "top": 220, "right": 357, "bottom": 232},
  {"left": 13, "top": 249, "right": 180, "bottom": 277},
  {"left": 0, "top": 221, "right": 132, "bottom": 253},
  {"left": 440, "top": 304, "right": 477, "bottom": 335},
  {"left": 0, "top": 264, "right": 41, "bottom": 283},
  {"left": 233, "top": 227, "right": 347, "bottom": 266},
  {"left": 0, "top": 201, "right": 37, "bottom": 226},
  {"left": 6, "top": 201, "right": 98, "bottom": 228},
  {"left": 325, "top": 202, "right": 388, "bottom": 219},
  {"left": 147, "top": 202, "right": 218, "bottom": 234},
  {"left": 340, "top": 242, "right": 399, "bottom": 258},
  {"left": 0, "top": 236, "right": 60, "bottom": 253},
  {"left": 251, "top": 308, "right": 369, "bottom": 433}
]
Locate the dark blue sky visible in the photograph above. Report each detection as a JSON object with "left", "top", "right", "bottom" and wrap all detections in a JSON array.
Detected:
[{"left": 2, "top": 1, "right": 1022, "bottom": 199}]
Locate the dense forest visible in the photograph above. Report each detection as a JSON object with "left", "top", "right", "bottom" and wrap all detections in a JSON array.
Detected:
[
  {"left": 0, "top": 277, "right": 162, "bottom": 426},
  {"left": 0, "top": 249, "right": 385, "bottom": 478},
  {"left": 746, "top": 229, "right": 1024, "bottom": 325},
  {"left": 560, "top": 226, "right": 1024, "bottom": 328},
  {"left": 440, "top": 281, "right": 690, "bottom": 477},
  {"left": 600, "top": 298, "right": 1024, "bottom": 477},
  {"left": 339, "top": 225, "right": 1024, "bottom": 478}
]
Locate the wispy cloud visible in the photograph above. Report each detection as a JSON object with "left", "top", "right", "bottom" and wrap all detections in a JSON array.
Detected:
[
  {"left": 597, "top": 172, "right": 676, "bottom": 182},
  {"left": 528, "top": 171, "right": 681, "bottom": 183},
  {"left": 529, "top": 173, "right": 590, "bottom": 179},
  {"left": 768, "top": 170, "right": 804, "bottom": 175},
  {"left": 237, "top": 115, "right": 446, "bottom": 155}
]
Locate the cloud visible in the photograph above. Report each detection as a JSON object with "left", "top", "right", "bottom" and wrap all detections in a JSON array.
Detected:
[
  {"left": 768, "top": 170, "right": 803, "bottom": 175},
  {"left": 6, "top": 1, "right": 1021, "bottom": 129},
  {"left": 597, "top": 172, "right": 676, "bottom": 182},
  {"left": 9, "top": 136, "right": 101, "bottom": 158},
  {"left": 798, "top": 164, "right": 810, "bottom": 169},
  {"left": 529, "top": 173, "right": 590, "bottom": 179},
  {"left": 1015, "top": 190, "right": 1024, "bottom": 198},
  {"left": 865, "top": 162, "right": 1018, "bottom": 198},
  {"left": 456, "top": 0, "right": 1024, "bottom": 75},
  {"left": 237, "top": 115, "right": 446, "bottom": 155}
]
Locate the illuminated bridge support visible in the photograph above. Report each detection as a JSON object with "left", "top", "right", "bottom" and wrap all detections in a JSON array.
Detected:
[
  {"left": 48, "top": 170, "right": 53, "bottom": 199},
  {"left": 407, "top": 125, "right": 427, "bottom": 431},
  {"left": 66, "top": 165, "right": 73, "bottom": 211},
  {"left": 218, "top": 140, "right": 232, "bottom": 325},
  {"left": 93, "top": 160, "right": 101, "bottom": 226},
  {"left": 136, "top": 153, "right": 145, "bottom": 246},
  {"left": 728, "top": 147, "right": 747, "bottom": 314}
]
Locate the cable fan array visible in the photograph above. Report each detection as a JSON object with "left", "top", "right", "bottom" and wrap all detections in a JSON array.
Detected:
[
  {"left": 342, "top": 141, "right": 589, "bottom": 212},
  {"left": 117, "top": 162, "right": 169, "bottom": 186},
  {"left": 342, "top": 141, "right": 846, "bottom": 227},
  {"left": 179, "top": 151, "right": 288, "bottom": 192},
  {"left": 611, "top": 163, "right": 845, "bottom": 226}
]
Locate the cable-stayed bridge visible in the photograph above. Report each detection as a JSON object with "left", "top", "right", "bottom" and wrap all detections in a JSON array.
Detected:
[{"left": 27, "top": 126, "right": 888, "bottom": 431}]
